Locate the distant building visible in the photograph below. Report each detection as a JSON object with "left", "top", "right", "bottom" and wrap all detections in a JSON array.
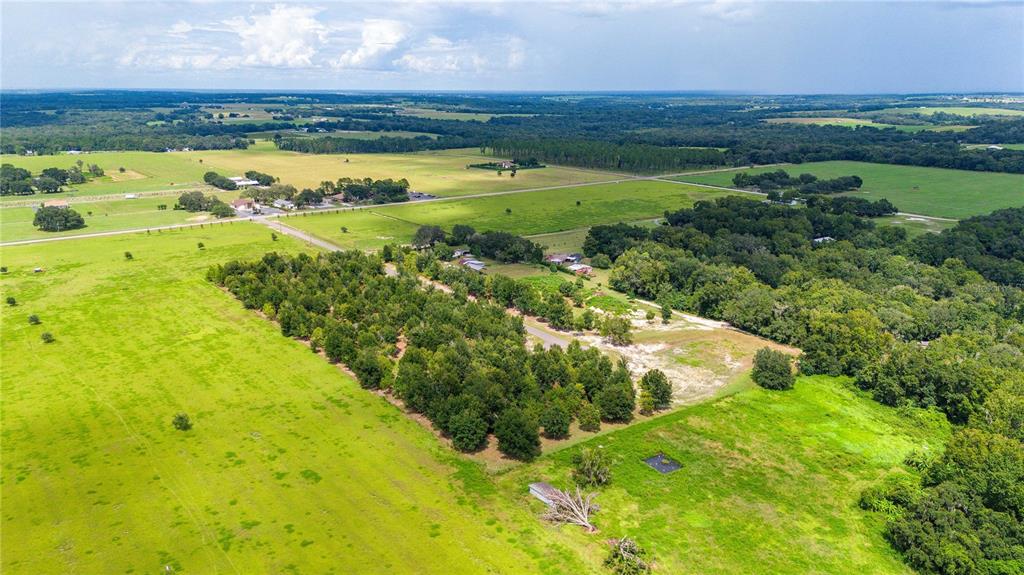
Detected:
[
  {"left": 272, "top": 199, "right": 295, "bottom": 210},
  {"left": 528, "top": 482, "right": 560, "bottom": 507},
  {"left": 43, "top": 199, "right": 69, "bottom": 209},
  {"left": 987, "top": 145, "right": 1005, "bottom": 151},
  {"left": 545, "top": 253, "right": 583, "bottom": 265},
  {"left": 567, "top": 263, "right": 593, "bottom": 276},
  {"left": 812, "top": 236, "right": 835, "bottom": 244},
  {"left": 498, "top": 160, "right": 515, "bottom": 170},
  {"left": 460, "top": 258, "right": 486, "bottom": 271},
  {"left": 124, "top": 194, "right": 138, "bottom": 199},
  {"left": 231, "top": 198, "right": 255, "bottom": 210}
]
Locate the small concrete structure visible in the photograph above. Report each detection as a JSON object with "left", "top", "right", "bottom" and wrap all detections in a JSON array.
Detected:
[
  {"left": 528, "top": 482, "right": 560, "bottom": 507},
  {"left": 643, "top": 453, "right": 682, "bottom": 474}
]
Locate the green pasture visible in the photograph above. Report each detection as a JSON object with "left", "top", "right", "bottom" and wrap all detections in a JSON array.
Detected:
[
  {"left": 286, "top": 181, "right": 731, "bottom": 245},
  {"left": 0, "top": 151, "right": 210, "bottom": 201},
  {"left": 875, "top": 214, "right": 957, "bottom": 237},
  {"left": 765, "top": 117, "right": 975, "bottom": 132},
  {"left": 500, "top": 375, "right": 949, "bottom": 574},
  {"left": 673, "top": 161, "right": 1024, "bottom": 219},
  {"left": 0, "top": 225, "right": 586, "bottom": 574},
  {"left": 876, "top": 106, "right": 1024, "bottom": 117},
  {"left": 0, "top": 193, "right": 242, "bottom": 243},
  {"left": 397, "top": 107, "right": 533, "bottom": 122}
]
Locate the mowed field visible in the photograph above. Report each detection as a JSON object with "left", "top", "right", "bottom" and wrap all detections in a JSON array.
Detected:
[
  {"left": 0, "top": 192, "right": 241, "bottom": 243},
  {"left": 286, "top": 180, "right": 731, "bottom": 248},
  {"left": 0, "top": 151, "right": 210, "bottom": 201},
  {"left": 0, "top": 225, "right": 586, "bottom": 575},
  {"left": 184, "top": 144, "right": 616, "bottom": 197},
  {"left": 500, "top": 376, "right": 949, "bottom": 574},
  {"left": 673, "top": 161, "right": 1024, "bottom": 219},
  {"left": 876, "top": 106, "right": 1024, "bottom": 117},
  {"left": 0, "top": 145, "right": 616, "bottom": 204}
]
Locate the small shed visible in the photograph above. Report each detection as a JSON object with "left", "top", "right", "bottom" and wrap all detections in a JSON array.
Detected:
[
  {"left": 529, "top": 482, "right": 560, "bottom": 507},
  {"left": 43, "top": 200, "right": 69, "bottom": 209}
]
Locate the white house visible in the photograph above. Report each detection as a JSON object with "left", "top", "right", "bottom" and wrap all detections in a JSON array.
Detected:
[
  {"left": 228, "top": 176, "right": 261, "bottom": 187},
  {"left": 272, "top": 199, "right": 295, "bottom": 210}
]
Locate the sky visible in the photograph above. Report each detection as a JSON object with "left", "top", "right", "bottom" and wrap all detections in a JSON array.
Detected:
[{"left": 1, "top": 1, "right": 1022, "bottom": 94}]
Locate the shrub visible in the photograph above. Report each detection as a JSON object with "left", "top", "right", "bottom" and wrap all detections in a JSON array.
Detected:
[
  {"left": 591, "top": 253, "right": 612, "bottom": 269},
  {"left": 572, "top": 447, "right": 611, "bottom": 487},
  {"left": 197, "top": 242, "right": 205, "bottom": 250},
  {"left": 28, "top": 314, "right": 40, "bottom": 325},
  {"left": 639, "top": 369, "right": 672, "bottom": 409},
  {"left": 494, "top": 407, "right": 541, "bottom": 461},
  {"left": 172, "top": 413, "right": 193, "bottom": 431},
  {"left": 449, "top": 409, "right": 488, "bottom": 452},
  {"left": 540, "top": 403, "right": 572, "bottom": 439},
  {"left": 752, "top": 347, "right": 794, "bottom": 390},
  {"left": 124, "top": 251, "right": 133, "bottom": 261},
  {"left": 859, "top": 475, "right": 921, "bottom": 518},
  {"left": 40, "top": 332, "right": 55, "bottom": 343},
  {"left": 5, "top": 296, "right": 15, "bottom": 306},
  {"left": 578, "top": 401, "right": 601, "bottom": 432},
  {"left": 604, "top": 537, "right": 651, "bottom": 575},
  {"left": 597, "top": 382, "right": 635, "bottom": 423}
]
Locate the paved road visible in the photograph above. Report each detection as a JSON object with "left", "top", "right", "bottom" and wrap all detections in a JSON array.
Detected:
[{"left": 524, "top": 321, "right": 573, "bottom": 350}]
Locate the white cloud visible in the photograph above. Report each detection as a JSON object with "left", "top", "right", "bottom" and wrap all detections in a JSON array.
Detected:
[
  {"left": 699, "top": 0, "right": 757, "bottom": 22},
  {"left": 392, "top": 35, "right": 526, "bottom": 75},
  {"left": 334, "top": 19, "right": 408, "bottom": 69},
  {"left": 224, "top": 4, "right": 327, "bottom": 68}
]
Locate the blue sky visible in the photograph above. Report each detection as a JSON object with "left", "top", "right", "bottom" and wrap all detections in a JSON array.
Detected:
[{"left": 2, "top": 1, "right": 1021, "bottom": 93}]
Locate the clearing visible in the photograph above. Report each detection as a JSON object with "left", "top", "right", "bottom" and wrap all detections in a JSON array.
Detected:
[{"left": 498, "top": 375, "right": 950, "bottom": 574}]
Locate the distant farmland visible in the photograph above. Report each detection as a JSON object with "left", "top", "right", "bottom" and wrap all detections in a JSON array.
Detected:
[
  {"left": 673, "top": 161, "right": 1024, "bottom": 219},
  {"left": 764, "top": 117, "right": 975, "bottom": 132}
]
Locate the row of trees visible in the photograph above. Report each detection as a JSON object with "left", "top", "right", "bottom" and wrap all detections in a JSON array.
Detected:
[
  {"left": 588, "top": 199, "right": 1023, "bottom": 574},
  {"left": 487, "top": 139, "right": 730, "bottom": 173},
  {"left": 412, "top": 224, "right": 544, "bottom": 264},
  {"left": 732, "top": 169, "right": 863, "bottom": 195},
  {"left": 202, "top": 171, "right": 238, "bottom": 191},
  {"left": 210, "top": 250, "right": 664, "bottom": 461}
]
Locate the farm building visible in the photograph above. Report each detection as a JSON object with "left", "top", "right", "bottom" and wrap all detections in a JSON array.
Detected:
[
  {"left": 42, "top": 199, "right": 69, "bottom": 209},
  {"left": 272, "top": 199, "right": 296, "bottom": 210},
  {"left": 459, "top": 257, "right": 486, "bottom": 271},
  {"left": 452, "top": 249, "right": 471, "bottom": 258},
  {"left": 231, "top": 198, "right": 256, "bottom": 211},
  {"left": 528, "top": 482, "right": 559, "bottom": 507},
  {"left": 812, "top": 236, "right": 835, "bottom": 244},
  {"left": 228, "top": 176, "right": 261, "bottom": 187},
  {"left": 545, "top": 253, "right": 583, "bottom": 265},
  {"left": 567, "top": 263, "right": 593, "bottom": 276}
]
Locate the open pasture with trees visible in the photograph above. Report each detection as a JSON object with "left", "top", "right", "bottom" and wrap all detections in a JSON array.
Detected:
[
  {"left": 181, "top": 145, "right": 615, "bottom": 197},
  {"left": 764, "top": 117, "right": 975, "bottom": 132},
  {"left": 876, "top": 106, "right": 1024, "bottom": 117},
  {"left": 0, "top": 225, "right": 586, "bottom": 574},
  {"left": 0, "top": 151, "right": 210, "bottom": 201},
  {"left": 0, "top": 193, "right": 242, "bottom": 243},
  {"left": 287, "top": 180, "right": 731, "bottom": 246},
  {"left": 500, "top": 376, "right": 950, "bottom": 574},
  {"left": 673, "top": 160, "right": 1024, "bottom": 219}
]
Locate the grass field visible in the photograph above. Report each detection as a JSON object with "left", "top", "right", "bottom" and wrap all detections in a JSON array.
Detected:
[
  {"left": 0, "top": 193, "right": 243, "bottom": 243},
  {"left": 527, "top": 219, "right": 661, "bottom": 254},
  {"left": 672, "top": 161, "right": 1024, "bottom": 219},
  {"left": 285, "top": 181, "right": 731, "bottom": 248},
  {"left": 876, "top": 214, "right": 957, "bottom": 237},
  {"left": 0, "top": 151, "right": 210, "bottom": 201},
  {"left": 0, "top": 225, "right": 587, "bottom": 574},
  {"left": 397, "top": 107, "right": 533, "bottom": 122},
  {"left": 499, "top": 375, "right": 950, "bottom": 574},
  {"left": 764, "top": 117, "right": 974, "bottom": 132},
  {"left": 1, "top": 146, "right": 615, "bottom": 204},
  {"left": 876, "top": 106, "right": 1024, "bottom": 117}
]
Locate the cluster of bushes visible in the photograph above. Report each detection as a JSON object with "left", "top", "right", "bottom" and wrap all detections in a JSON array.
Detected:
[
  {"left": 32, "top": 205, "right": 86, "bottom": 232},
  {"left": 175, "top": 191, "right": 234, "bottom": 218},
  {"left": 244, "top": 170, "right": 275, "bottom": 186},
  {"left": 209, "top": 250, "right": 665, "bottom": 461},
  {"left": 317, "top": 177, "right": 410, "bottom": 204},
  {"left": 590, "top": 197, "right": 1023, "bottom": 574},
  {"left": 1, "top": 162, "right": 104, "bottom": 195}
]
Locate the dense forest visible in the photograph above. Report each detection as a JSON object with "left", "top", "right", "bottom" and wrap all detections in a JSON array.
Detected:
[
  {"left": 584, "top": 200, "right": 1024, "bottom": 574},
  {"left": 912, "top": 208, "right": 1024, "bottom": 287},
  {"left": 209, "top": 250, "right": 659, "bottom": 460},
  {"left": 4, "top": 91, "right": 1024, "bottom": 176}
]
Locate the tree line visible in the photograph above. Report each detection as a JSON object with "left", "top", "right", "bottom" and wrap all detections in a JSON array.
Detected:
[{"left": 1, "top": 161, "right": 104, "bottom": 195}]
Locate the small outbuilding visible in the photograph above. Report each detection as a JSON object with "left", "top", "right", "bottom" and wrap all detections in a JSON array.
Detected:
[{"left": 42, "top": 200, "right": 69, "bottom": 209}]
